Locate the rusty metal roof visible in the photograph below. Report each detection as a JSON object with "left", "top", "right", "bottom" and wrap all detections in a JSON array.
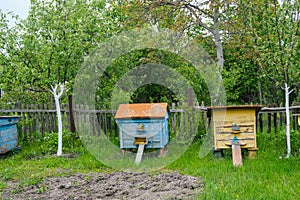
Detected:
[{"left": 115, "top": 103, "right": 168, "bottom": 119}]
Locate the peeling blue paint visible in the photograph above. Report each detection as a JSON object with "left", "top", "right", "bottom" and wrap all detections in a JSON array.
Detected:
[{"left": 0, "top": 116, "right": 20, "bottom": 154}]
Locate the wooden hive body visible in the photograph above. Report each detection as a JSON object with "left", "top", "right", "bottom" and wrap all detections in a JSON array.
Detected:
[
  {"left": 115, "top": 103, "right": 169, "bottom": 149},
  {"left": 0, "top": 116, "right": 20, "bottom": 154},
  {"left": 208, "top": 106, "right": 262, "bottom": 150}
]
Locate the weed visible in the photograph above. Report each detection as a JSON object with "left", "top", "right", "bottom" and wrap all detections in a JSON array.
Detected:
[
  {"left": 35, "top": 183, "right": 48, "bottom": 194},
  {"left": 21, "top": 177, "right": 43, "bottom": 186},
  {"left": 0, "top": 169, "right": 13, "bottom": 181},
  {"left": 0, "top": 181, "right": 6, "bottom": 190}
]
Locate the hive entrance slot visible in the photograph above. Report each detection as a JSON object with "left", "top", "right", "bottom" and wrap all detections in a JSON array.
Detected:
[{"left": 134, "top": 137, "right": 147, "bottom": 145}]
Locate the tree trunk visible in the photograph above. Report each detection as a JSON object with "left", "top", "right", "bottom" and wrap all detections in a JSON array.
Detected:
[
  {"left": 213, "top": 21, "right": 224, "bottom": 71},
  {"left": 285, "top": 83, "right": 291, "bottom": 158},
  {"left": 51, "top": 84, "right": 65, "bottom": 156}
]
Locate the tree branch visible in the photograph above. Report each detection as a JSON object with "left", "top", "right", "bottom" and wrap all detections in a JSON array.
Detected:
[
  {"left": 184, "top": 1, "right": 215, "bottom": 19},
  {"left": 183, "top": 4, "right": 214, "bottom": 33}
]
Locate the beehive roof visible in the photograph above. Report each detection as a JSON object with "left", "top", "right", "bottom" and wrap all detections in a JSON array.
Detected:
[
  {"left": 207, "top": 105, "right": 263, "bottom": 110},
  {"left": 207, "top": 105, "right": 263, "bottom": 117},
  {"left": 115, "top": 103, "right": 168, "bottom": 119}
]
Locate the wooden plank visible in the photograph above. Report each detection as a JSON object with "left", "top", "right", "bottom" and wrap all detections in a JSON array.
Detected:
[
  {"left": 216, "top": 133, "right": 255, "bottom": 140},
  {"left": 114, "top": 120, "right": 118, "bottom": 137},
  {"left": 68, "top": 95, "right": 76, "bottom": 133},
  {"left": 172, "top": 113, "right": 176, "bottom": 133},
  {"left": 108, "top": 114, "right": 112, "bottom": 137},
  {"left": 40, "top": 105, "right": 45, "bottom": 137},
  {"left": 50, "top": 105, "right": 55, "bottom": 132},
  {"left": 74, "top": 105, "right": 79, "bottom": 134},
  {"left": 91, "top": 112, "right": 95, "bottom": 136},
  {"left": 259, "top": 113, "right": 263, "bottom": 132},
  {"left": 103, "top": 107, "right": 107, "bottom": 135},
  {"left": 279, "top": 112, "right": 283, "bottom": 128},
  {"left": 135, "top": 144, "right": 145, "bottom": 164},
  {"left": 274, "top": 113, "right": 277, "bottom": 133},
  {"left": 232, "top": 142, "right": 243, "bottom": 167},
  {"left": 293, "top": 115, "right": 296, "bottom": 131},
  {"left": 267, "top": 112, "right": 272, "bottom": 133},
  {"left": 35, "top": 105, "right": 40, "bottom": 138},
  {"left": 97, "top": 112, "right": 101, "bottom": 136},
  {"left": 216, "top": 139, "right": 256, "bottom": 149},
  {"left": 21, "top": 105, "right": 27, "bottom": 140},
  {"left": 80, "top": 104, "right": 85, "bottom": 135},
  {"left": 85, "top": 105, "right": 90, "bottom": 136},
  {"left": 216, "top": 126, "right": 254, "bottom": 134}
]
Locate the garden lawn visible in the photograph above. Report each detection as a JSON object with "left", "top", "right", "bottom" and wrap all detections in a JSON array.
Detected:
[{"left": 0, "top": 131, "right": 300, "bottom": 199}]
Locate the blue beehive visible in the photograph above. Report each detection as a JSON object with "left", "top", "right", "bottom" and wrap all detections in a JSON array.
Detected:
[
  {"left": 115, "top": 103, "right": 169, "bottom": 151},
  {"left": 0, "top": 116, "right": 20, "bottom": 154}
]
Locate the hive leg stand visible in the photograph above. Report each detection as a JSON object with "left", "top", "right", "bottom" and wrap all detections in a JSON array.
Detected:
[
  {"left": 213, "top": 149, "right": 224, "bottom": 158},
  {"left": 159, "top": 148, "right": 164, "bottom": 157},
  {"left": 121, "top": 149, "right": 126, "bottom": 155},
  {"left": 248, "top": 148, "right": 258, "bottom": 159}
]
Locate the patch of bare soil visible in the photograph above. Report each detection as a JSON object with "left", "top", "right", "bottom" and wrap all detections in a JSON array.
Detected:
[{"left": 2, "top": 172, "right": 203, "bottom": 200}]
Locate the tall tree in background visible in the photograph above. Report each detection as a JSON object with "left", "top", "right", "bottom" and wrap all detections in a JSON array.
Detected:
[
  {"left": 112, "top": 0, "right": 239, "bottom": 105},
  {"left": 248, "top": 0, "right": 300, "bottom": 157},
  {"left": 0, "top": 0, "right": 119, "bottom": 155},
  {"left": 118, "top": 0, "right": 231, "bottom": 70},
  {"left": 0, "top": 0, "right": 113, "bottom": 104}
]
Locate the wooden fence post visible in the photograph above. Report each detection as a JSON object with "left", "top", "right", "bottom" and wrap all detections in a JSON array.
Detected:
[
  {"left": 85, "top": 105, "right": 90, "bottom": 136},
  {"left": 259, "top": 113, "right": 263, "bottom": 132},
  {"left": 273, "top": 112, "right": 277, "bottom": 133},
  {"left": 68, "top": 95, "right": 76, "bottom": 133},
  {"left": 172, "top": 103, "right": 176, "bottom": 133},
  {"left": 187, "top": 87, "right": 193, "bottom": 107},
  {"left": 267, "top": 109, "right": 272, "bottom": 133}
]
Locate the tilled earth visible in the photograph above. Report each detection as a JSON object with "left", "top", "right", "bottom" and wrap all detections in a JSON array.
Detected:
[{"left": 2, "top": 172, "right": 203, "bottom": 200}]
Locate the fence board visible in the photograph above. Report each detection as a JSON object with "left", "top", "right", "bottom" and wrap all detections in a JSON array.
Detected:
[{"left": 1, "top": 103, "right": 300, "bottom": 141}]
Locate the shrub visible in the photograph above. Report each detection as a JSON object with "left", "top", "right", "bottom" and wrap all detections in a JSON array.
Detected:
[
  {"left": 39, "top": 130, "right": 82, "bottom": 154},
  {"left": 257, "top": 130, "right": 300, "bottom": 156}
]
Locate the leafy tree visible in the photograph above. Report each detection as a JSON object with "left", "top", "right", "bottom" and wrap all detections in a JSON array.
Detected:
[
  {"left": 0, "top": 0, "right": 113, "bottom": 104},
  {"left": 0, "top": 0, "right": 119, "bottom": 156},
  {"left": 96, "top": 48, "right": 210, "bottom": 109},
  {"left": 111, "top": 0, "right": 256, "bottom": 106},
  {"left": 247, "top": 0, "right": 300, "bottom": 157},
  {"left": 219, "top": 0, "right": 263, "bottom": 104}
]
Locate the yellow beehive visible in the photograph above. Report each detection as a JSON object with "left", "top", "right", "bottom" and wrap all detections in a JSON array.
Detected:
[{"left": 208, "top": 105, "right": 262, "bottom": 153}]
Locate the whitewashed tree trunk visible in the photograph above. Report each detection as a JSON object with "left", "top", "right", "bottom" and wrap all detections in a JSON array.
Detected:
[
  {"left": 50, "top": 84, "right": 65, "bottom": 156},
  {"left": 285, "top": 83, "right": 291, "bottom": 158}
]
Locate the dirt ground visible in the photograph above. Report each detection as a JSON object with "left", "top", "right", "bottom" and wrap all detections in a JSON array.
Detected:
[{"left": 2, "top": 172, "right": 203, "bottom": 200}]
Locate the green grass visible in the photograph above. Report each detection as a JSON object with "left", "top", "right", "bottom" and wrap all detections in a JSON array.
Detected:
[
  {"left": 1, "top": 131, "right": 300, "bottom": 199},
  {"left": 167, "top": 134, "right": 300, "bottom": 199}
]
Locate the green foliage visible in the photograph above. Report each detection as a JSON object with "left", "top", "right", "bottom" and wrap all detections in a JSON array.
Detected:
[
  {"left": 0, "top": 181, "right": 7, "bottom": 197},
  {"left": 39, "top": 131, "right": 81, "bottom": 154},
  {"left": 0, "top": 0, "right": 119, "bottom": 104},
  {"left": 130, "top": 84, "right": 178, "bottom": 104},
  {"left": 1, "top": 0, "right": 300, "bottom": 107},
  {"left": 97, "top": 48, "right": 210, "bottom": 109},
  {"left": 257, "top": 131, "right": 300, "bottom": 157},
  {"left": 213, "top": 0, "right": 300, "bottom": 105}
]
